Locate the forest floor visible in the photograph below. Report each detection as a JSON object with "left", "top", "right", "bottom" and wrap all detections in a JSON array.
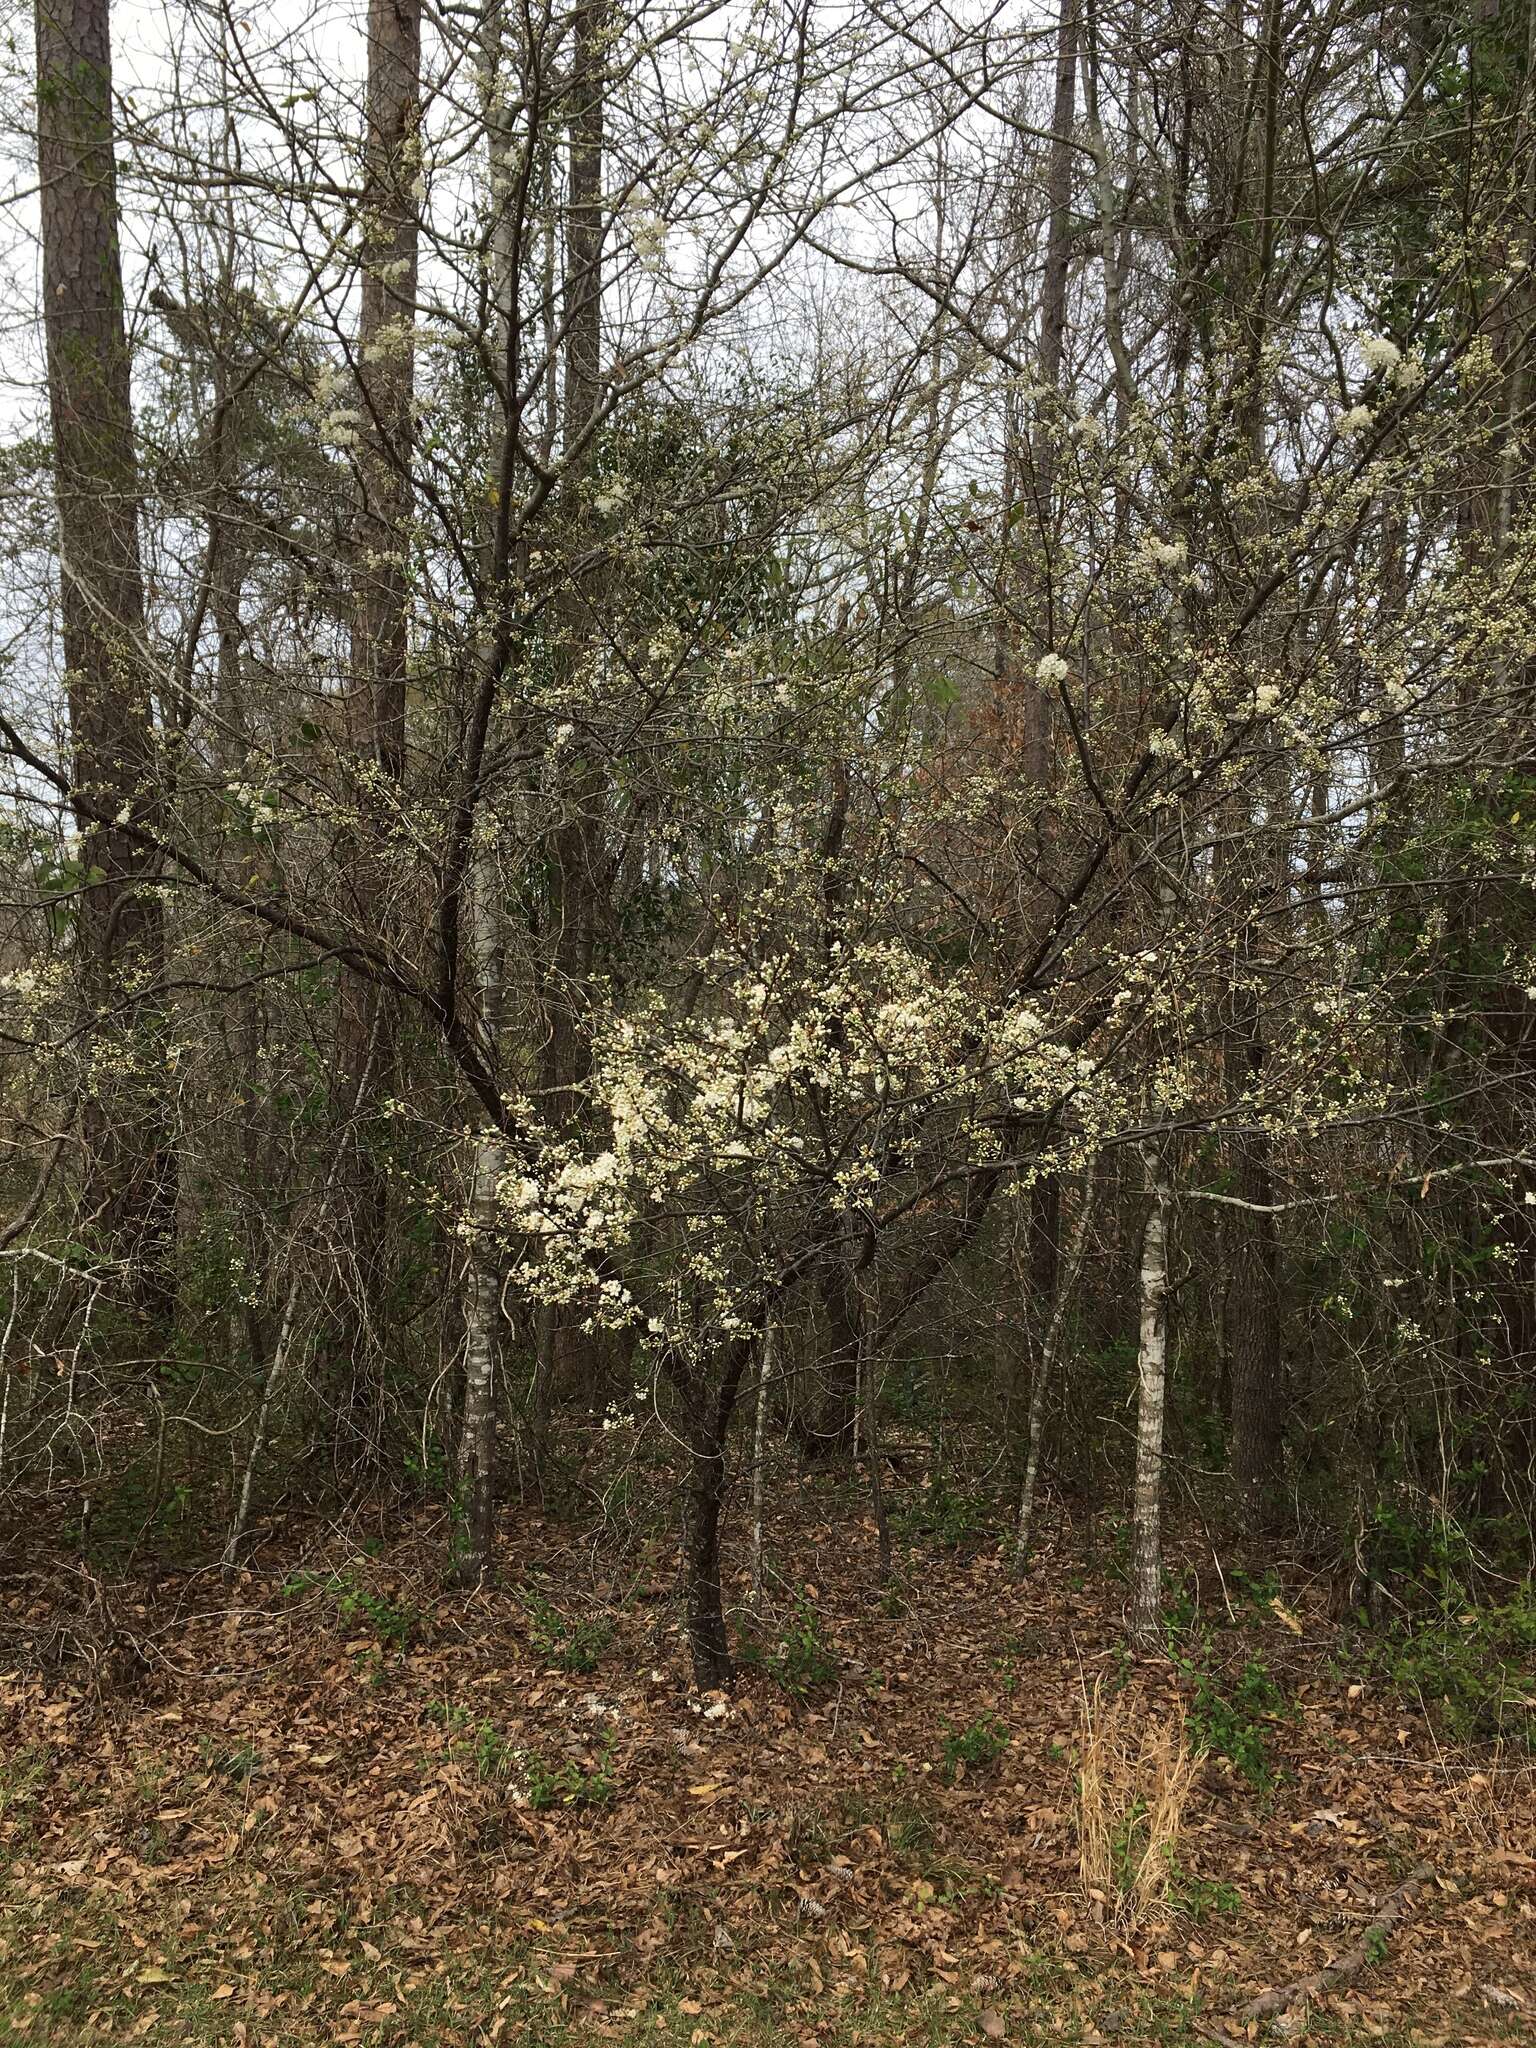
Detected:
[{"left": 0, "top": 1471, "right": 1532, "bottom": 2047}]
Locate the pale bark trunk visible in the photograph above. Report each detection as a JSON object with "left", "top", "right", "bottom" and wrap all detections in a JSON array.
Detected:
[
  {"left": 458, "top": 1127, "right": 504, "bottom": 1580},
  {"left": 750, "top": 1324, "right": 773, "bottom": 1603},
  {"left": 1130, "top": 1145, "right": 1171, "bottom": 1644},
  {"left": 456, "top": 846, "right": 506, "bottom": 1583}
]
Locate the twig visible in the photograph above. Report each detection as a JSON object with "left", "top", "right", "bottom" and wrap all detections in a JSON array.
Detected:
[{"left": 1241, "top": 1862, "right": 1434, "bottom": 2019}]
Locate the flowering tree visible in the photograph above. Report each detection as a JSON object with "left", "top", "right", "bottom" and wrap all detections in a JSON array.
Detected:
[{"left": 0, "top": 0, "right": 1532, "bottom": 1665}]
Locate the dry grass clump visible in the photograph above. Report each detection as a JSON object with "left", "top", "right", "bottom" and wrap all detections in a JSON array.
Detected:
[{"left": 1076, "top": 1677, "right": 1197, "bottom": 1926}]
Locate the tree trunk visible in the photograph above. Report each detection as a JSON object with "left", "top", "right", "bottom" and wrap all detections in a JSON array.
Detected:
[
  {"left": 450, "top": 0, "right": 518, "bottom": 1581},
  {"left": 456, "top": 840, "right": 507, "bottom": 1584},
  {"left": 817, "top": 1250, "right": 862, "bottom": 1457},
  {"left": 812, "top": 757, "right": 858, "bottom": 1456},
  {"left": 1020, "top": 0, "right": 1079, "bottom": 781},
  {"left": 36, "top": 0, "right": 174, "bottom": 1301},
  {"left": 1224, "top": 1123, "right": 1285, "bottom": 1508},
  {"left": 683, "top": 1436, "right": 731, "bottom": 1687},
  {"left": 334, "top": 0, "right": 421, "bottom": 1458},
  {"left": 1130, "top": 1144, "right": 1171, "bottom": 1644},
  {"left": 354, "top": 0, "right": 419, "bottom": 782},
  {"left": 457, "top": 1128, "right": 504, "bottom": 1582},
  {"left": 750, "top": 1324, "right": 773, "bottom": 1603},
  {"left": 1015, "top": 1178, "right": 1096, "bottom": 1570},
  {"left": 1212, "top": 0, "right": 1288, "bottom": 1530},
  {"left": 222, "top": 1270, "right": 302, "bottom": 1576},
  {"left": 857, "top": 1289, "right": 892, "bottom": 1586},
  {"left": 561, "top": 0, "right": 605, "bottom": 466},
  {"left": 674, "top": 1340, "right": 750, "bottom": 1687},
  {"left": 527, "top": 0, "right": 611, "bottom": 1424}
]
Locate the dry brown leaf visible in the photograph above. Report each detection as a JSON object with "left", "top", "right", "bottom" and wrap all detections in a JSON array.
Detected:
[{"left": 1270, "top": 1599, "right": 1304, "bottom": 1636}]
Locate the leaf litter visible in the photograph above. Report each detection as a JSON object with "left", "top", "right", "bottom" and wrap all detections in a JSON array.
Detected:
[{"left": 0, "top": 1491, "right": 1531, "bottom": 2044}]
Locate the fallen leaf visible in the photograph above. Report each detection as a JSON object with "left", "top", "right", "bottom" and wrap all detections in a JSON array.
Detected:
[{"left": 1270, "top": 1598, "right": 1304, "bottom": 1636}]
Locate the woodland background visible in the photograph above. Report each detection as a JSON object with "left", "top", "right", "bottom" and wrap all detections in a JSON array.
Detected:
[{"left": 0, "top": 0, "right": 1534, "bottom": 2035}]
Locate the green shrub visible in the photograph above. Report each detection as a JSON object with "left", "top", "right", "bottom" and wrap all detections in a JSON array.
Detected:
[
  {"left": 466, "top": 1723, "right": 521, "bottom": 1782},
  {"left": 894, "top": 1480, "right": 993, "bottom": 1551},
  {"left": 199, "top": 1738, "right": 260, "bottom": 1783},
  {"left": 281, "top": 1565, "right": 416, "bottom": 1652},
  {"left": 1169, "top": 1870, "right": 1242, "bottom": 1921},
  {"left": 522, "top": 1591, "right": 613, "bottom": 1675},
  {"left": 1180, "top": 1648, "right": 1288, "bottom": 1787},
  {"left": 1367, "top": 1596, "right": 1536, "bottom": 1747},
  {"left": 939, "top": 1714, "right": 1009, "bottom": 1784},
  {"left": 525, "top": 1731, "right": 618, "bottom": 1811},
  {"left": 745, "top": 1586, "right": 839, "bottom": 1698}
]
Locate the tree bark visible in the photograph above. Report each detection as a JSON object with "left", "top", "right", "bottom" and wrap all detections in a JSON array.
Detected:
[
  {"left": 1130, "top": 1143, "right": 1171, "bottom": 1644},
  {"left": 334, "top": 0, "right": 421, "bottom": 1458},
  {"left": 857, "top": 1286, "right": 892, "bottom": 1586},
  {"left": 452, "top": 0, "right": 516, "bottom": 1581},
  {"left": 528, "top": 0, "right": 611, "bottom": 1424},
  {"left": 1021, "top": 0, "right": 1079, "bottom": 783},
  {"left": 456, "top": 834, "right": 507, "bottom": 1583},
  {"left": 673, "top": 1339, "right": 751, "bottom": 1687},
  {"left": 750, "top": 1324, "right": 773, "bottom": 1603},
  {"left": 1224, "top": 1108, "right": 1285, "bottom": 1507},
  {"left": 353, "top": 0, "right": 419, "bottom": 783},
  {"left": 457, "top": 1130, "right": 504, "bottom": 1581},
  {"left": 1015, "top": 1178, "right": 1096, "bottom": 1570},
  {"left": 36, "top": 0, "right": 174, "bottom": 1300},
  {"left": 817, "top": 1249, "right": 862, "bottom": 1456}
]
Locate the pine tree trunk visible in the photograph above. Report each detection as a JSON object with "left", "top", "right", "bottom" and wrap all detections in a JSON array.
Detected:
[
  {"left": 36, "top": 0, "right": 175, "bottom": 1302},
  {"left": 450, "top": 0, "right": 517, "bottom": 1582},
  {"left": 334, "top": 0, "right": 421, "bottom": 1456},
  {"left": 528, "top": 0, "right": 611, "bottom": 1422}
]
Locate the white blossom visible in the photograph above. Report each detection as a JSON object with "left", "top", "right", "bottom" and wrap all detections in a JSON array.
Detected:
[{"left": 1358, "top": 333, "right": 1401, "bottom": 376}]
